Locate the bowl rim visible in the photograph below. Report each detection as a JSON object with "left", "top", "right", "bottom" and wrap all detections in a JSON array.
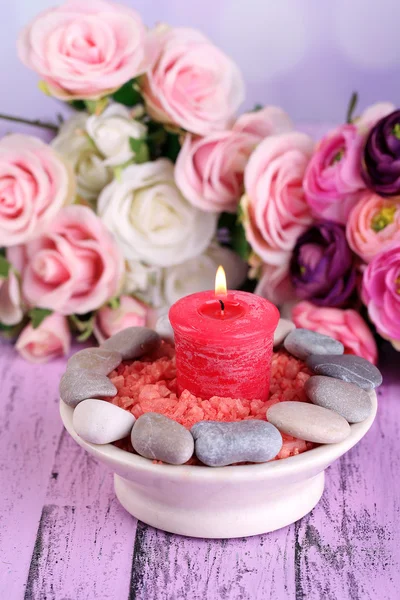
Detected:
[{"left": 60, "top": 389, "right": 377, "bottom": 482}]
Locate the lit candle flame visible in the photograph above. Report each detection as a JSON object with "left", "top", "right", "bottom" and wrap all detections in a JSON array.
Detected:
[{"left": 215, "top": 265, "right": 227, "bottom": 297}]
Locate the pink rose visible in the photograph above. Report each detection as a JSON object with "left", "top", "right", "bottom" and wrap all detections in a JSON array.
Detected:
[
  {"left": 0, "top": 134, "right": 74, "bottom": 246},
  {"left": 242, "top": 132, "right": 314, "bottom": 265},
  {"left": 0, "top": 270, "right": 23, "bottom": 326},
  {"left": 175, "top": 106, "right": 293, "bottom": 213},
  {"left": 141, "top": 26, "right": 244, "bottom": 135},
  {"left": 175, "top": 130, "right": 255, "bottom": 213},
  {"left": 255, "top": 262, "right": 295, "bottom": 306},
  {"left": 18, "top": 0, "right": 153, "bottom": 100},
  {"left": 18, "top": 205, "right": 124, "bottom": 315},
  {"left": 362, "top": 246, "right": 400, "bottom": 349},
  {"left": 292, "top": 301, "right": 378, "bottom": 364},
  {"left": 15, "top": 313, "right": 71, "bottom": 364},
  {"left": 346, "top": 191, "right": 400, "bottom": 262},
  {"left": 233, "top": 106, "right": 293, "bottom": 138},
  {"left": 303, "top": 124, "right": 366, "bottom": 224},
  {"left": 94, "top": 295, "right": 148, "bottom": 344}
]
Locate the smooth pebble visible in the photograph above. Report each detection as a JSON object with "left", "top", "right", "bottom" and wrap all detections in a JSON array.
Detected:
[
  {"left": 60, "top": 368, "right": 117, "bottom": 408},
  {"left": 101, "top": 327, "right": 161, "bottom": 360},
  {"left": 284, "top": 328, "right": 344, "bottom": 360},
  {"left": 131, "top": 413, "right": 194, "bottom": 465},
  {"left": 67, "top": 347, "right": 122, "bottom": 375},
  {"left": 274, "top": 318, "right": 295, "bottom": 347},
  {"left": 73, "top": 399, "right": 135, "bottom": 444},
  {"left": 306, "top": 354, "right": 383, "bottom": 390},
  {"left": 267, "top": 401, "right": 351, "bottom": 444},
  {"left": 305, "top": 376, "right": 373, "bottom": 423},
  {"left": 191, "top": 420, "right": 282, "bottom": 467}
]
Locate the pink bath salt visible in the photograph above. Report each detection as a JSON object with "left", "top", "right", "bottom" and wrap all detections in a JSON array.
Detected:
[{"left": 108, "top": 348, "right": 314, "bottom": 459}]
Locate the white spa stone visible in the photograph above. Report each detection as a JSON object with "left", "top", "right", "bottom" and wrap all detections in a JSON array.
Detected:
[
  {"left": 73, "top": 399, "right": 135, "bottom": 445},
  {"left": 273, "top": 318, "right": 295, "bottom": 347},
  {"left": 155, "top": 313, "right": 174, "bottom": 343}
]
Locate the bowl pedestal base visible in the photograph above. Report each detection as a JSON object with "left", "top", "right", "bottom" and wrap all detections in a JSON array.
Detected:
[{"left": 114, "top": 471, "right": 325, "bottom": 539}]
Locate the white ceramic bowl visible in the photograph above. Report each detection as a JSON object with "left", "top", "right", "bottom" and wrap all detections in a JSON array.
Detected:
[{"left": 60, "top": 392, "right": 377, "bottom": 539}]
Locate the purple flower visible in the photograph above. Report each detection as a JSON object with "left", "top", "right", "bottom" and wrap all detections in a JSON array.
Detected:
[
  {"left": 362, "top": 109, "right": 400, "bottom": 196},
  {"left": 290, "top": 222, "right": 357, "bottom": 307}
]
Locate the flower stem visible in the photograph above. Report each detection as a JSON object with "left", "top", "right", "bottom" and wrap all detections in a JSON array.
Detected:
[{"left": 0, "top": 113, "right": 58, "bottom": 132}]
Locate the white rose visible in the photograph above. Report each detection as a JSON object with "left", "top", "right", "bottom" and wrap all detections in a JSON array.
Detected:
[
  {"left": 86, "top": 104, "right": 147, "bottom": 167},
  {"left": 97, "top": 159, "right": 217, "bottom": 267},
  {"left": 123, "top": 259, "right": 164, "bottom": 308},
  {"left": 162, "top": 243, "right": 248, "bottom": 305},
  {"left": 52, "top": 113, "right": 112, "bottom": 201}
]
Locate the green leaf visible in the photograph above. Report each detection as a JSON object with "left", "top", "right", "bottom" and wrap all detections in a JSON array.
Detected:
[
  {"left": 0, "top": 255, "right": 11, "bottom": 278},
  {"left": 29, "top": 308, "right": 52, "bottom": 329},
  {"left": 112, "top": 79, "right": 143, "bottom": 107},
  {"left": 69, "top": 99, "right": 86, "bottom": 111},
  {"left": 164, "top": 132, "right": 181, "bottom": 163},
  {"left": 108, "top": 297, "right": 121, "bottom": 310},
  {"left": 231, "top": 221, "right": 251, "bottom": 261},
  {"left": 129, "top": 137, "right": 150, "bottom": 164},
  {"left": 69, "top": 313, "right": 95, "bottom": 341},
  {"left": 252, "top": 103, "right": 263, "bottom": 112},
  {"left": 346, "top": 92, "right": 358, "bottom": 124}
]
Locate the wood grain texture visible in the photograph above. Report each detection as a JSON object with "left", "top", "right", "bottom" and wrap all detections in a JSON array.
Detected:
[{"left": 0, "top": 339, "right": 399, "bottom": 600}]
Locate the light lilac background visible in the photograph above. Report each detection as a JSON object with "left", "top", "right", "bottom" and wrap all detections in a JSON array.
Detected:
[{"left": 1, "top": 0, "right": 400, "bottom": 125}]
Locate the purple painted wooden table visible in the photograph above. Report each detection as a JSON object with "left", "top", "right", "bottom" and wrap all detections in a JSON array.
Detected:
[{"left": 0, "top": 339, "right": 399, "bottom": 600}]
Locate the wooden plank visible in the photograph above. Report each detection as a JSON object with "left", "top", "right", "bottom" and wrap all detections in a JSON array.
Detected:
[
  {"left": 129, "top": 521, "right": 296, "bottom": 600},
  {"left": 0, "top": 341, "right": 66, "bottom": 599},
  {"left": 24, "top": 431, "right": 137, "bottom": 600},
  {"left": 294, "top": 360, "right": 400, "bottom": 600}
]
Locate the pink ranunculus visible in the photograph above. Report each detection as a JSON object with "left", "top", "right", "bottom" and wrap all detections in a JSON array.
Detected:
[
  {"left": 233, "top": 106, "right": 293, "bottom": 138},
  {"left": 175, "top": 130, "right": 256, "bottom": 213},
  {"left": 303, "top": 124, "right": 366, "bottom": 224},
  {"left": 356, "top": 102, "right": 396, "bottom": 131},
  {"left": 346, "top": 191, "right": 400, "bottom": 263},
  {"left": 17, "top": 0, "right": 154, "bottom": 100},
  {"left": 94, "top": 295, "right": 148, "bottom": 344},
  {"left": 20, "top": 205, "right": 124, "bottom": 315},
  {"left": 141, "top": 26, "right": 245, "bottom": 135},
  {"left": 292, "top": 301, "right": 378, "bottom": 364},
  {"left": 362, "top": 246, "right": 400, "bottom": 349},
  {"left": 242, "top": 132, "right": 314, "bottom": 266},
  {"left": 255, "top": 262, "right": 296, "bottom": 306},
  {"left": 15, "top": 313, "right": 71, "bottom": 364},
  {"left": 0, "top": 134, "right": 75, "bottom": 246},
  {"left": 0, "top": 270, "right": 23, "bottom": 326}
]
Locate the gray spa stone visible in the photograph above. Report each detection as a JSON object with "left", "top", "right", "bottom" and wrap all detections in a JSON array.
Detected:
[
  {"left": 267, "top": 401, "right": 351, "bottom": 444},
  {"left": 67, "top": 347, "right": 122, "bottom": 375},
  {"left": 101, "top": 327, "right": 161, "bottom": 360},
  {"left": 131, "top": 413, "right": 194, "bottom": 465},
  {"left": 306, "top": 354, "right": 383, "bottom": 390},
  {"left": 284, "top": 328, "right": 344, "bottom": 360},
  {"left": 60, "top": 368, "right": 117, "bottom": 408},
  {"left": 191, "top": 420, "right": 283, "bottom": 467},
  {"left": 305, "top": 375, "right": 373, "bottom": 423}
]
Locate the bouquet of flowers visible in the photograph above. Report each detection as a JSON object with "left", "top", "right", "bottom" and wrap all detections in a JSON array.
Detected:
[{"left": 0, "top": 0, "right": 399, "bottom": 364}]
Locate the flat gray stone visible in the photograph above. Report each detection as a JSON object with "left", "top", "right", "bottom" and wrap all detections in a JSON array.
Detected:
[
  {"left": 306, "top": 354, "right": 383, "bottom": 390},
  {"left": 284, "top": 328, "right": 344, "bottom": 360},
  {"left": 101, "top": 327, "right": 161, "bottom": 360},
  {"left": 60, "top": 369, "right": 117, "bottom": 408},
  {"left": 131, "top": 413, "right": 194, "bottom": 465},
  {"left": 73, "top": 399, "right": 135, "bottom": 444},
  {"left": 191, "top": 420, "right": 282, "bottom": 467},
  {"left": 267, "top": 401, "right": 351, "bottom": 444},
  {"left": 67, "top": 347, "right": 122, "bottom": 375},
  {"left": 305, "top": 376, "right": 373, "bottom": 423},
  {"left": 274, "top": 319, "right": 295, "bottom": 347}
]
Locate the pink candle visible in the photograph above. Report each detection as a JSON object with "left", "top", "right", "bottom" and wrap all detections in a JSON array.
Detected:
[{"left": 169, "top": 268, "right": 279, "bottom": 402}]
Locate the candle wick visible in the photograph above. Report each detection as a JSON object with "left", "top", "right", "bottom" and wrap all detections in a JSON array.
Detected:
[{"left": 218, "top": 299, "right": 225, "bottom": 315}]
